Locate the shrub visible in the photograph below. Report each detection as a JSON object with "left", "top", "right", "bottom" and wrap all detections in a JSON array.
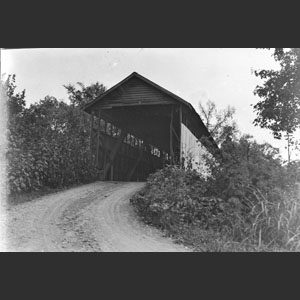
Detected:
[
  {"left": 131, "top": 165, "right": 300, "bottom": 251},
  {"left": 131, "top": 165, "right": 220, "bottom": 231},
  {"left": 3, "top": 75, "right": 104, "bottom": 196}
]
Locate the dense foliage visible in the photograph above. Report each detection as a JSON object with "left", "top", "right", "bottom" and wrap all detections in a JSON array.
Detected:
[
  {"left": 254, "top": 48, "right": 300, "bottom": 139},
  {"left": 3, "top": 75, "right": 106, "bottom": 194},
  {"left": 131, "top": 166, "right": 211, "bottom": 230},
  {"left": 131, "top": 136, "right": 300, "bottom": 251},
  {"left": 63, "top": 82, "right": 106, "bottom": 107}
]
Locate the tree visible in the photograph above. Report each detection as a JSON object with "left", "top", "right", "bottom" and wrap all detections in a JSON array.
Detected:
[
  {"left": 4, "top": 75, "right": 107, "bottom": 194},
  {"left": 210, "top": 134, "right": 284, "bottom": 200},
  {"left": 1, "top": 74, "right": 26, "bottom": 118},
  {"left": 64, "top": 81, "right": 106, "bottom": 107},
  {"left": 198, "top": 99, "right": 237, "bottom": 146},
  {"left": 253, "top": 48, "right": 300, "bottom": 140}
]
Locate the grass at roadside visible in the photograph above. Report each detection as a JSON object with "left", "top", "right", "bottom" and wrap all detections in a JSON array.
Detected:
[
  {"left": 165, "top": 225, "right": 286, "bottom": 252},
  {"left": 131, "top": 199, "right": 286, "bottom": 252},
  {"left": 130, "top": 166, "right": 299, "bottom": 252}
]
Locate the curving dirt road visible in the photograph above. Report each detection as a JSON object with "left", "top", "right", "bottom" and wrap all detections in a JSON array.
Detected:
[{"left": 4, "top": 182, "right": 190, "bottom": 252}]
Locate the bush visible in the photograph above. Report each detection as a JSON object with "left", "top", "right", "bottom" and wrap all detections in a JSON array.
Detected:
[
  {"left": 6, "top": 101, "right": 100, "bottom": 194},
  {"left": 131, "top": 165, "right": 220, "bottom": 231},
  {"left": 131, "top": 165, "right": 300, "bottom": 251},
  {"left": 2, "top": 75, "right": 104, "bottom": 196}
]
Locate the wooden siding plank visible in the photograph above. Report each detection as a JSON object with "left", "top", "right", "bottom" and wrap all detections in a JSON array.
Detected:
[
  {"left": 96, "top": 110, "right": 101, "bottom": 167},
  {"left": 179, "top": 105, "right": 183, "bottom": 166},
  {"left": 90, "top": 111, "right": 95, "bottom": 163},
  {"left": 170, "top": 106, "right": 174, "bottom": 165}
]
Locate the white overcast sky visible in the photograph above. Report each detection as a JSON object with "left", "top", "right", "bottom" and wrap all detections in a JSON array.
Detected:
[{"left": 2, "top": 48, "right": 296, "bottom": 160}]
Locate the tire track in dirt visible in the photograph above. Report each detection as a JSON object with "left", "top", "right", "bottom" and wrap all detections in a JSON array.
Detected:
[
  {"left": 41, "top": 183, "right": 118, "bottom": 252},
  {"left": 6, "top": 181, "right": 191, "bottom": 252},
  {"left": 90, "top": 182, "right": 191, "bottom": 252},
  {"left": 6, "top": 182, "right": 115, "bottom": 252}
]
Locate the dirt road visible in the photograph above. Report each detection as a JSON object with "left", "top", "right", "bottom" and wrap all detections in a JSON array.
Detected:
[{"left": 4, "top": 182, "right": 190, "bottom": 252}]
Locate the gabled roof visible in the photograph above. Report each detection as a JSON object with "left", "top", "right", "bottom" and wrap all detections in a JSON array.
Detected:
[
  {"left": 81, "top": 72, "right": 219, "bottom": 152},
  {"left": 81, "top": 72, "right": 194, "bottom": 111}
]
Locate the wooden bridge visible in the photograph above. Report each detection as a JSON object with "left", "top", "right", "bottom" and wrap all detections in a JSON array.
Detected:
[{"left": 81, "top": 72, "right": 218, "bottom": 181}]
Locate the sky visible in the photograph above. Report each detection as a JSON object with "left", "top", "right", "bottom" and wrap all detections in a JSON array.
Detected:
[{"left": 1, "top": 48, "right": 297, "bottom": 161}]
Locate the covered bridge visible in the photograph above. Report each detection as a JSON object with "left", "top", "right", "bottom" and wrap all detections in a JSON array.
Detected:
[{"left": 81, "top": 72, "right": 218, "bottom": 181}]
